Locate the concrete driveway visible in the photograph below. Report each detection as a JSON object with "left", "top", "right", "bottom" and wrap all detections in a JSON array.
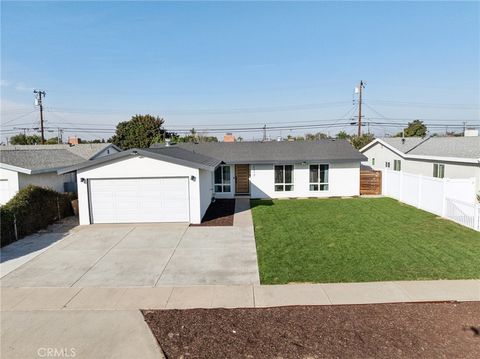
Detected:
[{"left": 0, "top": 221, "right": 260, "bottom": 287}]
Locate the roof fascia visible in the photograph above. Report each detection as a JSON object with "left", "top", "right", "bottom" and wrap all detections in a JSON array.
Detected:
[{"left": 0, "top": 163, "right": 32, "bottom": 174}]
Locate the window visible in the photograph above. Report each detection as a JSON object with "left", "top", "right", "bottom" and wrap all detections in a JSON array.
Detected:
[
  {"left": 372, "top": 158, "right": 375, "bottom": 166},
  {"left": 309, "top": 164, "right": 329, "bottom": 191},
  {"left": 274, "top": 165, "right": 294, "bottom": 191},
  {"left": 433, "top": 163, "right": 445, "bottom": 178},
  {"left": 385, "top": 161, "right": 391, "bottom": 168},
  {"left": 214, "top": 165, "right": 231, "bottom": 192},
  {"left": 394, "top": 160, "right": 401, "bottom": 171}
]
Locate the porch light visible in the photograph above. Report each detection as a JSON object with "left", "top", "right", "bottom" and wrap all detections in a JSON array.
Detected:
[{"left": 191, "top": 175, "right": 196, "bottom": 181}]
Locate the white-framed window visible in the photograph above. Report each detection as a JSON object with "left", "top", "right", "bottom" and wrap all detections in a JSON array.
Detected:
[
  {"left": 385, "top": 161, "right": 391, "bottom": 168},
  {"left": 394, "top": 160, "right": 401, "bottom": 171},
  {"left": 433, "top": 163, "right": 445, "bottom": 178},
  {"left": 214, "top": 165, "right": 231, "bottom": 192},
  {"left": 309, "top": 164, "right": 329, "bottom": 191},
  {"left": 274, "top": 165, "right": 294, "bottom": 191}
]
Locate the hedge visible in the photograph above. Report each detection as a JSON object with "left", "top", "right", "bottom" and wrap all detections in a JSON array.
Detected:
[{"left": 0, "top": 185, "right": 75, "bottom": 247}]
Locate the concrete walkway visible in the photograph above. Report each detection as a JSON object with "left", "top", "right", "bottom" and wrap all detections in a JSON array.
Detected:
[
  {"left": 1, "top": 310, "right": 164, "bottom": 359},
  {"left": 2, "top": 280, "right": 479, "bottom": 311}
]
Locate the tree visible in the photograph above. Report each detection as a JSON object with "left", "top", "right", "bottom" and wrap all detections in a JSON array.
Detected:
[
  {"left": 336, "top": 130, "right": 350, "bottom": 140},
  {"left": 305, "top": 132, "right": 329, "bottom": 141},
  {"left": 110, "top": 114, "right": 167, "bottom": 149},
  {"left": 10, "top": 133, "right": 42, "bottom": 145},
  {"left": 45, "top": 137, "right": 61, "bottom": 144},
  {"left": 396, "top": 120, "right": 427, "bottom": 137},
  {"left": 350, "top": 133, "right": 375, "bottom": 149}
]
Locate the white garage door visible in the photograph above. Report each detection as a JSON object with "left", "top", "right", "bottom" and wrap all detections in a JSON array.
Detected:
[{"left": 89, "top": 177, "right": 190, "bottom": 223}]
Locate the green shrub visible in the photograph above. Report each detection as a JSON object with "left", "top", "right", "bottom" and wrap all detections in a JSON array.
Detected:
[{"left": 0, "top": 185, "right": 74, "bottom": 247}]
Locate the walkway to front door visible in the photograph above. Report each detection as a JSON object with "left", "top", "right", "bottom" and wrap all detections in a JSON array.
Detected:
[{"left": 235, "top": 164, "right": 250, "bottom": 194}]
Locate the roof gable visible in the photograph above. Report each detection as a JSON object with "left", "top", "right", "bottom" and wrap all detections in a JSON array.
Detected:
[{"left": 57, "top": 148, "right": 222, "bottom": 174}]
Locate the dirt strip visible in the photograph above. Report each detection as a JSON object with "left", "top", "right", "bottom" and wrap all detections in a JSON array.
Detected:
[
  {"left": 143, "top": 302, "right": 480, "bottom": 359},
  {"left": 191, "top": 199, "right": 235, "bottom": 226}
]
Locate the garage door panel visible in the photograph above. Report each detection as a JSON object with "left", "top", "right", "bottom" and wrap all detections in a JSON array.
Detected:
[{"left": 89, "top": 178, "right": 190, "bottom": 223}]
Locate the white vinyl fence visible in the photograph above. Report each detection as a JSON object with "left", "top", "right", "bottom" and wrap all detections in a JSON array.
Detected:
[{"left": 382, "top": 170, "right": 479, "bottom": 231}]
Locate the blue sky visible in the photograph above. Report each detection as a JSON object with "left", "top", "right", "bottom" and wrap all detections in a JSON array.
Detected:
[{"left": 1, "top": 1, "right": 479, "bottom": 142}]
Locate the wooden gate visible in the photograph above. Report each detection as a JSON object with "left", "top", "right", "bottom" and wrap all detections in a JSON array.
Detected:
[{"left": 360, "top": 170, "right": 382, "bottom": 195}]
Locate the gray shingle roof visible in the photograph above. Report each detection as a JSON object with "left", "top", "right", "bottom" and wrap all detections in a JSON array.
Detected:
[
  {"left": 58, "top": 148, "right": 222, "bottom": 174},
  {"left": 0, "top": 149, "right": 85, "bottom": 172},
  {"left": 378, "top": 136, "right": 480, "bottom": 159},
  {"left": 144, "top": 147, "right": 221, "bottom": 168},
  {"left": 1, "top": 143, "right": 116, "bottom": 159},
  {"left": 151, "top": 140, "right": 366, "bottom": 164},
  {"left": 0, "top": 144, "right": 118, "bottom": 173},
  {"left": 406, "top": 137, "right": 480, "bottom": 159}
]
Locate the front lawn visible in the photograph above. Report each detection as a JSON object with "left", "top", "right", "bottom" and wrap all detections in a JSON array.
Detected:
[{"left": 251, "top": 197, "right": 480, "bottom": 284}]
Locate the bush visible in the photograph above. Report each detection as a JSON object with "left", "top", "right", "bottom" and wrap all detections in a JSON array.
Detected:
[{"left": 0, "top": 185, "right": 74, "bottom": 247}]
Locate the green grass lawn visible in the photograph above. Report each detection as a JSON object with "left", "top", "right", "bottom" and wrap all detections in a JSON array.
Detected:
[{"left": 251, "top": 197, "right": 480, "bottom": 284}]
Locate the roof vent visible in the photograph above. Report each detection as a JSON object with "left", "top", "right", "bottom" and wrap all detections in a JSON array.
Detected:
[
  {"left": 276, "top": 136, "right": 282, "bottom": 142},
  {"left": 401, "top": 138, "right": 406, "bottom": 144},
  {"left": 165, "top": 138, "right": 171, "bottom": 147}
]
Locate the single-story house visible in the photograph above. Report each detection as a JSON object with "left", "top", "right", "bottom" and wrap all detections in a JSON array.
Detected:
[
  {"left": 0, "top": 143, "right": 121, "bottom": 205},
  {"left": 360, "top": 136, "right": 480, "bottom": 192},
  {"left": 58, "top": 140, "right": 367, "bottom": 225}
]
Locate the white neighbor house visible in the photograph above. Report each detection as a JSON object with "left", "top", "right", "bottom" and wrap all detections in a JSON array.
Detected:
[
  {"left": 360, "top": 136, "right": 480, "bottom": 194},
  {"left": 59, "top": 140, "right": 366, "bottom": 225},
  {"left": 0, "top": 143, "right": 121, "bottom": 205}
]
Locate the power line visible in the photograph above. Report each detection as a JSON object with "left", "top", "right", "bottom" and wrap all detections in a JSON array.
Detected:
[{"left": 1, "top": 110, "right": 37, "bottom": 125}]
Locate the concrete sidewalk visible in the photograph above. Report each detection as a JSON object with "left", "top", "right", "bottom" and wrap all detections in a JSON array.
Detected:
[
  {"left": 2, "top": 280, "right": 479, "bottom": 311},
  {"left": 1, "top": 310, "right": 164, "bottom": 359}
]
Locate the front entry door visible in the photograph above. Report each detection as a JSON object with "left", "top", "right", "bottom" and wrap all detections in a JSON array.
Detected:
[{"left": 235, "top": 164, "right": 250, "bottom": 194}]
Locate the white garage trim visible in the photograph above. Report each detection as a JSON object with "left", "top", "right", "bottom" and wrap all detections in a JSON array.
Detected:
[{"left": 87, "top": 177, "right": 190, "bottom": 224}]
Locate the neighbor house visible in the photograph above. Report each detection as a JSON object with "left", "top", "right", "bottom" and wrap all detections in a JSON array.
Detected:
[
  {"left": 58, "top": 140, "right": 366, "bottom": 225},
  {"left": 0, "top": 143, "right": 121, "bottom": 205},
  {"left": 360, "top": 136, "right": 480, "bottom": 192}
]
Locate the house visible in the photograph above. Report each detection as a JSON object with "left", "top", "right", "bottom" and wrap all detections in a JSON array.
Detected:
[
  {"left": 360, "top": 136, "right": 480, "bottom": 192},
  {"left": 0, "top": 143, "right": 121, "bottom": 205},
  {"left": 58, "top": 140, "right": 366, "bottom": 225}
]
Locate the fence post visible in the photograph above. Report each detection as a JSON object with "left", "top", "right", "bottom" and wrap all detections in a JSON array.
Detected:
[
  {"left": 13, "top": 213, "right": 18, "bottom": 242},
  {"left": 56, "top": 196, "right": 61, "bottom": 220},
  {"left": 441, "top": 178, "right": 447, "bottom": 217},
  {"left": 417, "top": 174, "right": 422, "bottom": 209},
  {"left": 399, "top": 170, "right": 404, "bottom": 201},
  {"left": 474, "top": 204, "right": 479, "bottom": 231}
]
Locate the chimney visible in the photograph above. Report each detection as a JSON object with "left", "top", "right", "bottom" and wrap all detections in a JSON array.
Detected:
[
  {"left": 68, "top": 136, "right": 80, "bottom": 145},
  {"left": 223, "top": 133, "right": 236, "bottom": 142}
]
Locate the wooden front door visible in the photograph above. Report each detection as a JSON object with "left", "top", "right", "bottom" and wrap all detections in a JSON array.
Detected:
[{"left": 235, "top": 164, "right": 250, "bottom": 194}]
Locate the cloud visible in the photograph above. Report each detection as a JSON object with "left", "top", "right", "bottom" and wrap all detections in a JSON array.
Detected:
[
  {"left": 15, "top": 82, "right": 34, "bottom": 92},
  {"left": 0, "top": 80, "right": 9, "bottom": 87}
]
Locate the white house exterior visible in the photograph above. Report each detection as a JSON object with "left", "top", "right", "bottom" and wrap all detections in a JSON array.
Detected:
[
  {"left": 0, "top": 143, "right": 120, "bottom": 205},
  {"left": 360, "top": 137, "right": 480, "bottom": 194},
  {"left": 60, "top": 140, "right": 366, "bottom": 225}
]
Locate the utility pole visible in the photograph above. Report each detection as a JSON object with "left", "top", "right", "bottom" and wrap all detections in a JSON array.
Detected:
[
  {"left": 356, "top": 81, "right": 365, "bottom": 137},
  {"left": 262, "top": 124, "right": 267, "bottom": 142},
  {"left": 34, "top": 90, "right": 46, "bottom": 144},
  {"left": 57, "top": 128, "right": 64, "bottom": 144}
]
